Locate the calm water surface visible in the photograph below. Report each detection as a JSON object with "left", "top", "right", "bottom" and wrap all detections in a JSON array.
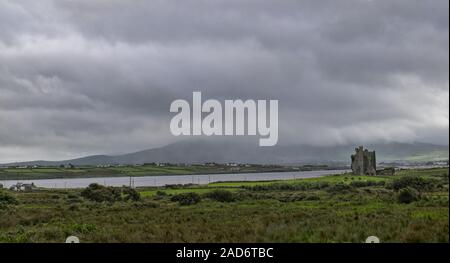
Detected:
[{"left": 0, "top": 170, "right": 349, "bottom": 189}]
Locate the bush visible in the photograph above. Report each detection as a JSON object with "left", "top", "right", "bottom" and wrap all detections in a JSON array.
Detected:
[
  {"left": 278, "top": 193, "right": 306, "bottom": 202},
  {"left": 153, "top": 190, "right": 168, "bottom": 200},
  {"left": 204, "top": 190, "right": 235, "bottom": 202},
  {"left": 81, "top": 184, "right": 142, "bottom": 202},
  {"left": 389, "top": 176, "right": 432, "bottom": 191},
  {"left": 326, "top": 183, "right": 354, "bottom": 194},
  {"left": 0, "top": 191, "right": 18, "bottom": 206},
  {"left": 304, "top": 194, "right": 321, "bottom": 201},
  {"left": 397, "top": 187, "right": 420, "bottom": 204},
  {"left": 156, "top": 190, "right": 167, "bottom": 196},
  {"left": 81, "top": 183, "right": 122, "bottom": 202},
  {"left": 122, "top": 187, "right": 141, "bottom": 201},
  {"left": 350, "top": 180, "right": 385, "bottom": 188},
  {"left": 132, "top": 200, "right": 159, "bottom": 209},
  {"left": 170, "top": 192, "right": 201, "bottom": 205}
]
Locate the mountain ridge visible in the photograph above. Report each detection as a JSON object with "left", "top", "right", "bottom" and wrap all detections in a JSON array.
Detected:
[{"left": 2, "top": 140, "right": 448, "bottom": 166}]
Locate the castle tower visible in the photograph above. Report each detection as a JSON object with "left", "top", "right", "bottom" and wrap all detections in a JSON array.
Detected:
[{"left": 351, "top": 146, "right": 376, "bottom": 175}]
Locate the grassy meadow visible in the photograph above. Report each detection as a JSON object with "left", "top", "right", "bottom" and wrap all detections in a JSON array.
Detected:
[{"left": 0, "top": 168, "right": 448, "bottom": 243}]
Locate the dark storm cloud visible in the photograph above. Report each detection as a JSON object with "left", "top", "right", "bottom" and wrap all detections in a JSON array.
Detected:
[{"left": 0, "top": 0, "right": 448, "bottom": 162}]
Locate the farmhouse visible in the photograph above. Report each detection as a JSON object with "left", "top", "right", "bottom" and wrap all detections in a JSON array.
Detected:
[{"left": 9, "top": 182, "right": 37, "bottom": 192}]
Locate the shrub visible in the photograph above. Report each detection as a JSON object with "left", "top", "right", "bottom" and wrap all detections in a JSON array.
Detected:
[
  {"left": 350, "top": 180, "right": 385, "bottom": 188},
  {"left": 67, "top": 193, "right": 78, "bottom": 198},
  {"left": 68, "top": 204, "right": 80, "bottom": 211},
  {"left": 170, "top": 192, "right": 201, "bottom": 205},
  {"left": 389, "top": 176, "right": 432, "bottom": 191},
  {"left": 69, "top": 223, "right": 97, "bottom": 234},
  {"left": 204, "top": 190, "right": 235, "bottom": 202},
  {"left": 304, "top": 194, "right": 321, "bottom": 201},
  {"left": 132, "top": 201, "right": 159, "bottom": 209},
  {"left": 80, "top": 184, "right": 142, "bottom": 202},
  {"left": 122, "top": 187, "right": 141, "bottom": 201},
  {"left": 156, "top": 190, "right": 167, "bottom": 196},
  {"left": 81, "top": 183, "right": 121, "bottom": 202},
  {"left": 0, "top": 191, "right": 18, "bottom": 206},
  {"left": 311, "top": 182, "right": 330, "bottom": 190},
  {"left": 154, "top": 190, "right": 168, "bottom": 200},
  {"left": 326, "top": 183, "right": 354, "bottom": 194},
  {"left": 278, "top": 192, "right": 320, "bottom": 202},
  {"left": 278, "top": 193, "right": 306, "bottom": 202},
  {"left": 397, "top": 187, "right": 420, "bottom": 204}
]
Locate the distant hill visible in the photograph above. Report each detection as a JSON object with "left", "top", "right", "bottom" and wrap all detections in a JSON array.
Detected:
[{"left": 2, "top": 140, "right": 448, "bottom": 166}]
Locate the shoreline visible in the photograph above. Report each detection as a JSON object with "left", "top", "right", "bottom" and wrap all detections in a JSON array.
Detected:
[
  {"left": 0, "top": 167, "right": 348, "bottom": 181},
  {"left": 0, "top": 170, "right": 349, "bottom": 189}
]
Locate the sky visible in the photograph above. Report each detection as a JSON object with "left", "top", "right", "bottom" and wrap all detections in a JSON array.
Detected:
[{"left": 0, "top": 0, "right": 448, "bottom": 163}]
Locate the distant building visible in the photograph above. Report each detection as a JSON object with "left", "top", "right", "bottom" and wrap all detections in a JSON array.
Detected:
[
  {"left": 9, "top": 182, "right": 37, "bottom": 192},
  {"left": 377, "top": 167, "right": 395, "bottom": 176},
  {"left": 351, "top": 146, "right": 376, "bottom": 175},
  {"left": 61, "top": 163, "right": 75, "bottom": 169}
]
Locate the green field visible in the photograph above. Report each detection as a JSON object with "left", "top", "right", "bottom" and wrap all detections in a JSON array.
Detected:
[{"left": 0, "top": 168, "right": 448, "bottom": 243}]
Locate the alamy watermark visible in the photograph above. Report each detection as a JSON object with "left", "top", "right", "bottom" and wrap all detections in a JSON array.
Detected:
[{"left": 170, "top": 92, "right": 278, "bottom": 146}]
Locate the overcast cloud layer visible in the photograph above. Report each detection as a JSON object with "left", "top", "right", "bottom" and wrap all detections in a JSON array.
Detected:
[{"left": 0, "top": 0, "right": 448, "bottom": 162}]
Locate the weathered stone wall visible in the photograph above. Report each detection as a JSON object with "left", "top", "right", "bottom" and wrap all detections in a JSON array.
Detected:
[{"left": 351, "top": 146, "right": 376, "bottom": 175}]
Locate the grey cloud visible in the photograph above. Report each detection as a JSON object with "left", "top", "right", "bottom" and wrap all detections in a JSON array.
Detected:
[{"left": 0, "top": 0, "right": 448, "bottom": 162}]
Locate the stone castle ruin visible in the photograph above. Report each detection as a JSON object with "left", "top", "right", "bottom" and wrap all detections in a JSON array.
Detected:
[{"left": 351, "top": 146, "right": 376, "bottom": 175}]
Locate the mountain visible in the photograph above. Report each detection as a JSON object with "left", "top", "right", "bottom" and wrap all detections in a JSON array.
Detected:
[{"left": 2, "top": 139, "right": 448, "bottom": 166}]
